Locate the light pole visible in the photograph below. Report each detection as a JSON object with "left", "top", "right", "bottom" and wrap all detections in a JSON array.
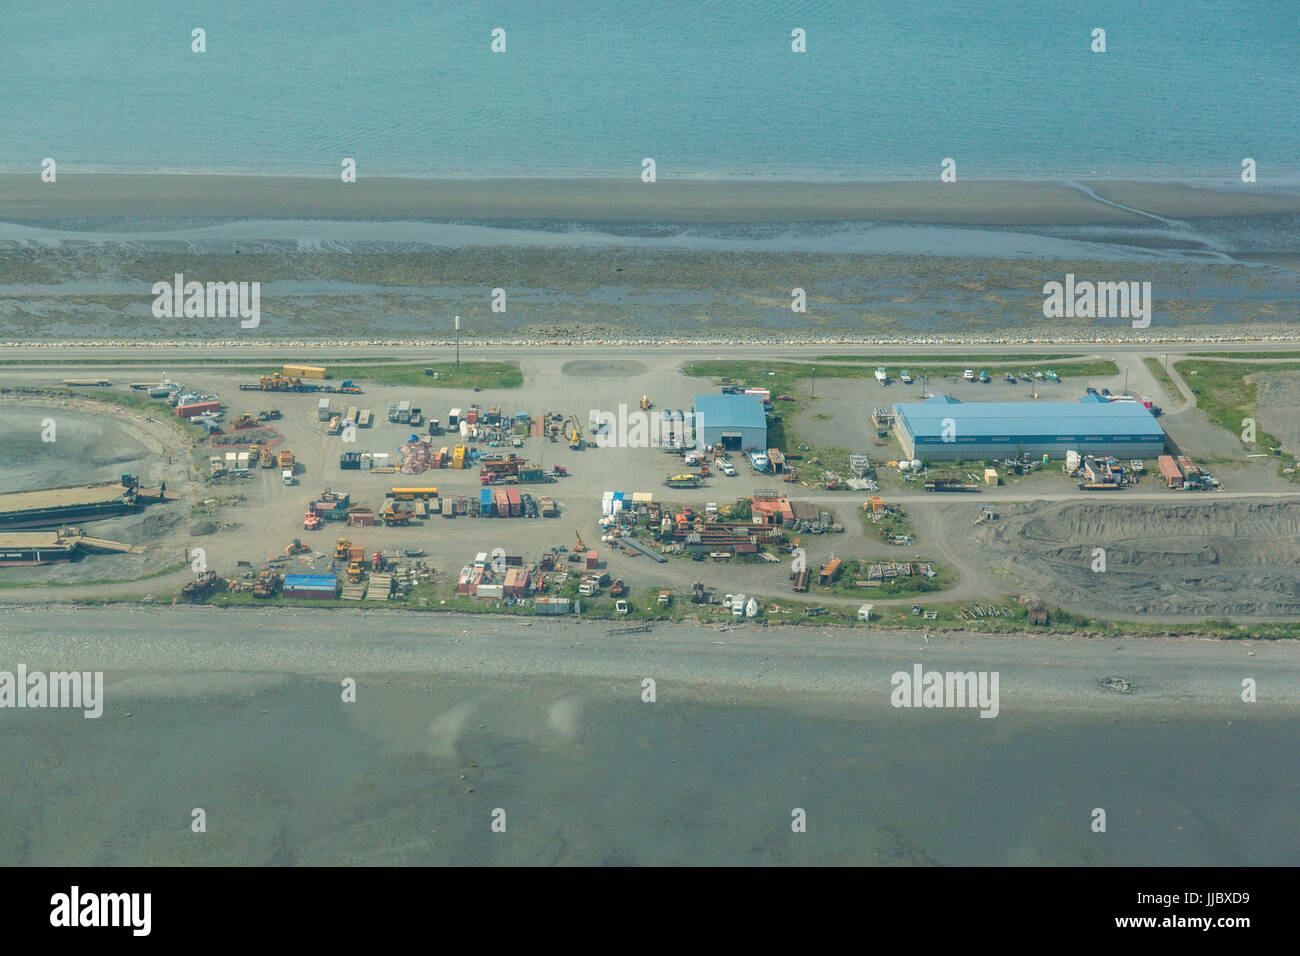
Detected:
[{"left": 455, "top": 314, "right": 460, "bottom": 371}]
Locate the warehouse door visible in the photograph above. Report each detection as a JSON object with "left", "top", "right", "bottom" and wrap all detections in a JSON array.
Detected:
[{"left": 720, "top": 431, "right": 743, "bottom": 450}]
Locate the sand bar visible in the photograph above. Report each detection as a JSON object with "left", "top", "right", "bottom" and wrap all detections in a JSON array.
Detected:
[{"left": 4, "top": 174, "right": 1299, "bottom": 226}]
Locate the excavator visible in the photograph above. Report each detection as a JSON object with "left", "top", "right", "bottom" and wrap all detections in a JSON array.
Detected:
[
  {"left": 568, "top": 530, "right": 587, "bottom": 562},
  {"left": 565, "top": 415, "right": 584, "bottom": 451}
]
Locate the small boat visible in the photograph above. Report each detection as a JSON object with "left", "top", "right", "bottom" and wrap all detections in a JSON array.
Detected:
[
  {"left": 403, "top": 548, "right": 426, "bottom": 557},
  {"left": 745, "top": 597, "right": 759, "bottom": 618},
  {"left": 874, "top": 367, "right": 888, "bottom": 384}
]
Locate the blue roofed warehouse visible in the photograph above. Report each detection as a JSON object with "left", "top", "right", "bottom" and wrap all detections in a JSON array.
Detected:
[
  {"left": 892, "top": 394, "right": 1166, "bottom": 461},
  {"left": 693, "top": 394, "right": 767, "bottom": 451}
]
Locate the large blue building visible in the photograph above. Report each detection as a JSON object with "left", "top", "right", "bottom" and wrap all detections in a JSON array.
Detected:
[
  {"left": 693, "top": 393, "right": 767, "bottom": 451},
  {"left": 892, "top": 394, "right": 1166, "bottom": 461}
]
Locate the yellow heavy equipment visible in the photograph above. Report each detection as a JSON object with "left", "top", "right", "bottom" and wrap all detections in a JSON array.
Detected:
[
  {"left": 639, "top": 395, "right": 652, "bottom": 410},
  {"left": 334, "top": 538, "right": 350, "bottom": 562},
  {"left": 565, "top": 415, "right": 584, "bottom": 451}
]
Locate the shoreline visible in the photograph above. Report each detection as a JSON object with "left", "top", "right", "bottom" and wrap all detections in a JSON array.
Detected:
[
  {"left": 5, "top": 605, "right": 1298, "bottom": 713},
  {"left": 5, "top": 174, "right": 1300, "bottom": 227},
  {"left": 4, "top": 333, "right": 1300, "bottom": 350}
]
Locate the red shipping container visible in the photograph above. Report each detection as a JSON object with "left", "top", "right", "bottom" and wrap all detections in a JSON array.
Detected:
[
  {"left": 176, "top": 400, "right": 220, "bottom": 418},
  {"left": 586, "top": 550, "right": 598, "bottom": 570},
  {"left": 506, "top": 487, "right": 522, "bottom": 517},
  {"left": 493, "top": 488, "right": 508, "bottom": 517}
]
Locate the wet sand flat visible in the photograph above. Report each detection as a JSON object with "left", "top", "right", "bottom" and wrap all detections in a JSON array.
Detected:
[
  {"left": 0, "top": 607, "right": 1295, "bottom": 866},
  {"left": 5, "top": 174, "right": 1298, "bottom": 226}
]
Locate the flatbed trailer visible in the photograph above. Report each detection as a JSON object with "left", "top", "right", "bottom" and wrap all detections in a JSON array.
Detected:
[{"left": 923, "top": 479, "right": 980, "bottom": 493}]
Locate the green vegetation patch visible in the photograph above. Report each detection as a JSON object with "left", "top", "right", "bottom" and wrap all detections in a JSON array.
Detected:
[
  {"left": 1174, "top": 359, "right": 1300, "bottom": 475},
  {"left": 257, "top": 361, "right": 522, "bottom": 390}
]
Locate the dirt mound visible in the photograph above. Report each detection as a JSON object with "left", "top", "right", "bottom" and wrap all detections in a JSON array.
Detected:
[
  {"left": 975, "top": 500, "right": 1300, "bottom": 618},
  {"left": 211, "top": 427, "right": 282, "bottom": 447},
  {"left": 561, "top": 360, "right": 647, "bottom": 378}
]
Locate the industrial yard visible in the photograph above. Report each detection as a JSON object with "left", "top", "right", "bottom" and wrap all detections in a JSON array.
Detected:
[{"left": 1, "top": 342, "right": 1297, "bottom": 633}]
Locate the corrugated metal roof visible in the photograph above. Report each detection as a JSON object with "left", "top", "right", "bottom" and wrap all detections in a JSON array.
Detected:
[
  {"left": 693, "top": 394, "right": 767, "bottom": 430},
  {"left": 892, "top": 396, "right": 1164, "bottom": 440},
  {"left": 284, "top": 574, "right": 338, "bottom": 588}
]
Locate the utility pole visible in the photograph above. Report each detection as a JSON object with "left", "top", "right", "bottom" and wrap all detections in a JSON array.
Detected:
[{"left": 454, "top": 314, "right": 460, "bottom": 371}]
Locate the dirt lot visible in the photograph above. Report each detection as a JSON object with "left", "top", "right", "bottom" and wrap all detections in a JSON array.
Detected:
[
  {"left": 969, "top": 499, "right": 1300, "bottom": 620},
  {"left": 1254, "top": 369, "right": 1300, "bottom": 452},
  {"left": 2, "top": 347, "right": 1298, "bottom": 624}
]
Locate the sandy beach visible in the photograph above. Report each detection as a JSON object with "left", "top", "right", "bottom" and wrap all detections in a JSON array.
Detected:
[{"left": 4, "top": 174, "right": 1299, "bottom": 226}]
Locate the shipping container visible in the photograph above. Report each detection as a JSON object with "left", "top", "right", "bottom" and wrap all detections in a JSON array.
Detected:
[
  {"left": 493, "top": 488, "right": 509, "bottom": 517},
  {"left": 506, "top": 487, "right": 522, "bottom": 517},
  {"left": 480, "top": 487, "right": 493, "bottom": 515},
  {"left": 176, "top": 400, "right": 220, "bottom": 418},
  {"left": 1157, "top": 455, "right": 1183, "bottom": 488},
  {"left": 476, "top": 583, "right": 504, "bottom": 600},
  {"left": 317, "top": 398, "right": 331, "bottom": 421},
  {"left": 448, "top": 408, "right": 462, "bottom": 427},
  {"left": 284, "top": 364, "right": 326, "bottom": 379},
  {"left": 536, "top": 597, "right": 570, "bottom": 615}
]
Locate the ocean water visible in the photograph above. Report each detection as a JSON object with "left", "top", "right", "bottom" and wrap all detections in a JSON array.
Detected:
[{"left": 2, "top": 0, "right": 1297, "bottom": 181}]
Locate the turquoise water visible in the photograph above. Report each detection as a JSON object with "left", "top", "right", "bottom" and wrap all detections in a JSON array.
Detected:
[{"left": 2, "top": 0, "right": 1298, "bottom": 180}]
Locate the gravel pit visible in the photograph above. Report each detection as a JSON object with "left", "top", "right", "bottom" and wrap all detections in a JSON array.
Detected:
[{"left": 974, "top": 500, "right": 1300, "bottom": 619}]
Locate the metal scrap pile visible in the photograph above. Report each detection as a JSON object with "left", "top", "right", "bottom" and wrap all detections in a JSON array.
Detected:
[{"left": 399, "top": 439, "right": 435, "bottom": 474}]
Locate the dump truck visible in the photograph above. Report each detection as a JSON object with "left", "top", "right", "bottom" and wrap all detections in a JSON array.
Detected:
[
  {"left": 232, "top": 413, "right": 258, "bottom": 429},
  {"left": 252, "top": 568, "right": 280, "bottom": 598},
  {"left": 381, "top": 502, "right": 413, "bottom": 526},
  {"left": 259, "top": 447, "right": 275, "bottom": 468},
  {"left": 538, "top": 496, "right": 557, "bottom": 517},
  {"left": 278, "top": 450, "right": 294, "bottom": 471}
]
